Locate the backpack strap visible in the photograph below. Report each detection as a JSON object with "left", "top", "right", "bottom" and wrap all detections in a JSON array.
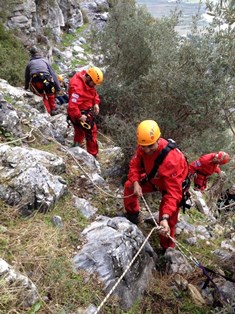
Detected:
[{"left": 142, "top": 139, "right": 177, "bottom": 184}]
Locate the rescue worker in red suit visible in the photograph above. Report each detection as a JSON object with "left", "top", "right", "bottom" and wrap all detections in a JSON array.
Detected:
[
  {"left": 123, "top": 120, "right": 189, "bottom": 249},
  {"left": 25, "top": 46, "right": 61, "bottom": 115},
  {"left": 189, "top": 152, "right": 230, "bottom": 191},
  {"left": 67, "top": 67, "right": 103, "bottom": 157}
]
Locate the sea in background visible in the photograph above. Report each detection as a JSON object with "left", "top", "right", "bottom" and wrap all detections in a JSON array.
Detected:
[{"left": 136, "top": 0, "right": 211, "bottom": 35}]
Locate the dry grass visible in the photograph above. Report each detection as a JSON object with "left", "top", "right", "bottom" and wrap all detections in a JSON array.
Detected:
[{"left": 0, "top": 195, "right": 104, "bottom": 313}]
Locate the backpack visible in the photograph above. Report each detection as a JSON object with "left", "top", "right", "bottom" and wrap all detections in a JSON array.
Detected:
[{"left": 141, "top": 139, "right": 191, "bottom": 212}]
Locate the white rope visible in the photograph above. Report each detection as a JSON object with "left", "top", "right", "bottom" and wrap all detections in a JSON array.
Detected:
[
  {"left": 93, "top": 197, "right": 165, "bottom": 313},
  {"left": 218, "top": 201, "right": 235, "bottom": 211},
  {"left": 97, "top": 130, "right": 115, "bottom": 144},
  {"left": 141, "top": 196, "right": 159, "bottom": 226},
  {"left": 0, "top": 128, "right": 34, "bottom": 146},
  {"left": 94, "top": 226, "right": 160, "bottom": 314},
  {"left": 142, "top": 195, "right": 200, "bottom": 267}
]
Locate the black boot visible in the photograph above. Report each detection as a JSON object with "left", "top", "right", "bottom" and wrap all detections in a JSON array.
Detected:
[
  {"left": 144, "top": 217, "right": 157, "bottom": 226},
  {"left": 125, "top": 212, "right": 143, "bottom": 224}
]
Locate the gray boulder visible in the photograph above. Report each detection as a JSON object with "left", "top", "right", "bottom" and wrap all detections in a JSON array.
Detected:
[
  {"left": 72, "top": 216, "right": 156, "bottom": 310},
  {"left": 0, "top": 145, "right": 67, "bottom": 215}
]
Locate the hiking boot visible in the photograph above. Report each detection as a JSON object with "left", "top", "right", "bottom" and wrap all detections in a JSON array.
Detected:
[
  {"left": 156, "top": 247, "right": 166, "bottom": 256},
  {"left": 72, "top": 142, "right": 81, "bottom": 147},
  {"left": 144, "top": 213, "right": 159, "bottom": 226},
  {"left": 144, "top": 217, "right": 157, "bottom": 226},
  {"left": 72, "top": 142, "right": 86, "bottom": 148},
  {"left": 125, "top": 212, "right": 144, "bottom": 225}
]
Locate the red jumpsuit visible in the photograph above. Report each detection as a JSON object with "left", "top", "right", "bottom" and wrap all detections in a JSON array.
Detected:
[
  {"left": 189, "top": 153, "right": 221, "bottom": 191},
  {"left": 67, "top": 70, "right": 100, "bottom": 157},
  {"left": 31, "top": 80, "right": 56, "bottom": 114},
  {"left": 25, "top": 56, "right": 61, "bottom": 115},
  {"left": 124, "top": 138, "right": 188, "bottom": 249}
]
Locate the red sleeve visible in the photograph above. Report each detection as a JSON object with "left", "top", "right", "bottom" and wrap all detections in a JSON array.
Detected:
[
  {"left": 67, "top": 75, "right": 82, "bottom": 119},
  {"left": 94, "top": 90, "right": 100, "bottom": 105},
  {"left": 68, "top": 93, "right": 82, "bottom": 119},
  {"left": 189, "top": 153, "right": 214, "bottom": 175},
  {"left": 127, "top": 148, "right": 144, "bottom": 183},
  {"left": 158, "top": 152, "right": 187, "bottom": 217}
]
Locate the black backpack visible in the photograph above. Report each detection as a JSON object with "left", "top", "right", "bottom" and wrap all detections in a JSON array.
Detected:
[{"left": 141, "top": 139, "right": 191, "bottom": 212}]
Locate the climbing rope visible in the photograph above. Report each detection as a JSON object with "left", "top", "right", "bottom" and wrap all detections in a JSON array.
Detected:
[
  {"left": 93, "top": 194, "right": 233, "bottom": 313},
  {"left": 97, "top": 130, "right": 116, "bottom": 144},
  {"left": 141, "top": 196, "right": 233, "bottom": 305},
  {"left": 142, "top": 195, "right": 201, "bottom": 267},
  {"left": 93, "top": 225, "right": 163, "bottom": 314},
  {"left": 29, "top": 81, "right": 44, "bottom": 97},
  {"left": 0, "top": 127, "right": 35, "bottom": 146}
]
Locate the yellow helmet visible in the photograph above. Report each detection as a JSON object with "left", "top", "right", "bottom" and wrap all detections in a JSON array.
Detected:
[
  {"left": 137, "top": 120, "right": 161, "bottom": 146},
  {"left": 58, "top": 74, "right": 63, "bottom": 82},
  {"left": 86, "top": 67, "right": 103, "bottom": 85}
]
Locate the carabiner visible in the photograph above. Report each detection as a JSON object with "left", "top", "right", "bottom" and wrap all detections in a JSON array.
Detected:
[{"left": 80, "top": 120, "right": 91, "bottom": 130}]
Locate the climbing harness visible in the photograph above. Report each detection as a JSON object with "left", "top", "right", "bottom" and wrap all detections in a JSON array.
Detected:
[
  {"left": 67, "top": 110, "right": 94, "bottom": 130},
  {"left": 140, "top": 139, "right": 191, "bottom": 212},
  {"left": 180, "top": 176, "right": 191, "bottom": 213},
  {"left": 30, "top": 72, "right": 55, "bottom": 95},
  {"left": 81, "top": 110, "right": 94, "bottom": 129}
]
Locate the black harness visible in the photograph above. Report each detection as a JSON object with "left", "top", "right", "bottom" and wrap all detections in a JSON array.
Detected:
[
  {"left": 30, "top": 72, "right": 55, "bottom": 94},
  {"left": 142, "top": 139, "right": 177, "bottom": 183},
  {"left": 67, "top": 110, "right": 95, "bottom": 130},
  {"left": 141, "top": 139, "right": 191, "bottom": 212}
]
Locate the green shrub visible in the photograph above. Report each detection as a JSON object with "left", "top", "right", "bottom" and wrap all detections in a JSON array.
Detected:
[
  {"left": 0, "top": 23, "right": 28, "bottom": 86},
  {"left": 91, "top": 0, "right": 235, "bottom": 170}
]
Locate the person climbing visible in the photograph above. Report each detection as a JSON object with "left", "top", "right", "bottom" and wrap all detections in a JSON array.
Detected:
[
  {"left": 188, "top": 151, "right": 230, "bottom": 191},
  {"left": 24, "top": 46, "right": 61, "bottom": 115},
  {"left": 123, "top": 120, "right": 190, "bottom": 250},
  {"left": 56, "top": 74, "right": 69, "bottom": 105},
  {"left": 67, "top": 66, "right": 103, "bottom": 158}
]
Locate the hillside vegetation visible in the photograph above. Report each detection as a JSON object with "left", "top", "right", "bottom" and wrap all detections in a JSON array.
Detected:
[{"left": 94, "top": 0, "right": 235, "bottom": 175}]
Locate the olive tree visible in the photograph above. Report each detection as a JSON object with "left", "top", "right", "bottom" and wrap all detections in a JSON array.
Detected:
[{"left": 92, "top": 0, "right": 234, "bottom": 175}]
